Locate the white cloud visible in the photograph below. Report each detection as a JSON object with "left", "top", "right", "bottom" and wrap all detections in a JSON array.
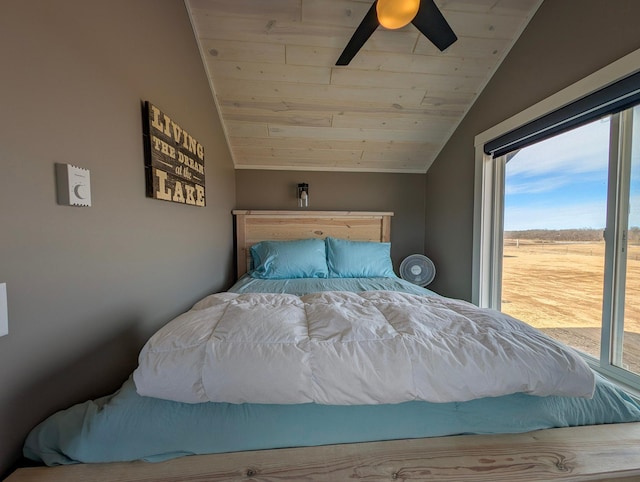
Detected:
[
  {"left": 505, "top": 119, "right": 610, "bottom": 180},
  {"left": 502, "top": 116, "right": 640, "bottom": 230},
  {"left": 505, "top": 174, "right": 579, "bottom": 196}
]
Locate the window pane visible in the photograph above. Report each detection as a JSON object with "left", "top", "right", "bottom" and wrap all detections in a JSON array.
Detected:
[
  {"left": 621, "top": 105, "right": 640, "bottom": 374},
  {"left": 501, "top": 118, "right": 610, "bottom": 359}
]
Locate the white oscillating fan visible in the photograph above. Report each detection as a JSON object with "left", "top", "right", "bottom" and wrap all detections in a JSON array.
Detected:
[{"left": 399, "top": 254, "right": 436, "bottom": 286}]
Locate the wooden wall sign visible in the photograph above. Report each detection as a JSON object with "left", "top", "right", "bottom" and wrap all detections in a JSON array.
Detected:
[{"left": 142, "top": 101, "right": 205, "bottom": 206}]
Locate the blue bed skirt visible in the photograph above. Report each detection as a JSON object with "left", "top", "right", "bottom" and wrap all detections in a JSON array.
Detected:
[{"left": 24, "top": 374, "right": 640, "bottom": 466}]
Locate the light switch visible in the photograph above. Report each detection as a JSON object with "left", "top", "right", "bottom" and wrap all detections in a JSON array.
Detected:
[
  {"left": 0, "top": 283, "right": 7, "bottom": 337},
  {"left": 56, "top": 163, "right": 92, "bottom": 207}
]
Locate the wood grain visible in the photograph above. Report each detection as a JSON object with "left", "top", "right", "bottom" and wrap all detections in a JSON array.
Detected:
[
  {"left": 185, "top": 0, "right": 541, "bottom": 173},
  {"left": 9, "top": 423, "right": 640, "bottom": 481}
]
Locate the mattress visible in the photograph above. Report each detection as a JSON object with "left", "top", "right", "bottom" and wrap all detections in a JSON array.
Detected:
[
  {"left": 23, "top": 276, "right": 640, "bottom": 466},
  {"left": 24, "top": 373, "right": 640, "bottom": 465}
]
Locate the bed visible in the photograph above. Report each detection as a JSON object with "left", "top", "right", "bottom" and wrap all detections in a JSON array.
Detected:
[{"left": 10, "top": 210, "right": 640, "bottom": 482}]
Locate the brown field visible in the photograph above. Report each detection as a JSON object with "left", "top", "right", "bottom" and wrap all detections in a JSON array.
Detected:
[{"left": 501, "top": 240, "right": 640, "bottom": 374}]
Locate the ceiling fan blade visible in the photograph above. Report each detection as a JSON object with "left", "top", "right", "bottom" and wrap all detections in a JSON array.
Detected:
[
  {"left": 335, "top": 1, "right": 380, "bottom": 66},
  {"left": 411, "top": 0, "right": 457, "bottom": 51}
]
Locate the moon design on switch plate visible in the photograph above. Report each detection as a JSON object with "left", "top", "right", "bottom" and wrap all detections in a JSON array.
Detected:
[{"left": 74, "top": 184, "right": 87, "bottom": 200}]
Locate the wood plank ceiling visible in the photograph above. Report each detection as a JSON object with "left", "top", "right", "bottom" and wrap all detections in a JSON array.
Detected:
[{"left": 185, "top": 0, "right": 541, "bottom": 173}]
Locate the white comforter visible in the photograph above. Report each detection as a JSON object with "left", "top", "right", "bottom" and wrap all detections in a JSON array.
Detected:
[{"left": 133, "top": 291, "right": 595, "bottom": 405}]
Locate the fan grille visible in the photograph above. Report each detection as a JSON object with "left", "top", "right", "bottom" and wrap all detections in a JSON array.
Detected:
[{"left": 400, "top": 255, "right": 435, "bottom": 286}]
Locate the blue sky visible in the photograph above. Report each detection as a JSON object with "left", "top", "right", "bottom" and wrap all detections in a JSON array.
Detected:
[{"left": 504, "top": 115, "right": 640, "bottom": 231}]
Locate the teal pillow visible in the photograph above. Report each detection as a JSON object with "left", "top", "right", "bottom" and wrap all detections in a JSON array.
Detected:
[
  {"left": 326, "top": 237, "right": 396, "bottom": 278},
  {"left": 250, "top": 239, "right": 328, "bottom": 279}
]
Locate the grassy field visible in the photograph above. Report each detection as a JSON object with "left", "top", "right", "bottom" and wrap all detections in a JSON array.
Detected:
[{"left": 501, "top": 240, "right": 640, "bottom": 374}]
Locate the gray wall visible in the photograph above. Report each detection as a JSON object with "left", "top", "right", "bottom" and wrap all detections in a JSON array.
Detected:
[
  {"left": 235, "top": 170, "right": 427, "bottom": 273},
  {"left": 425, "top": 0, "right": 640, "bottom": 300},
  {"left": 4, "top": 0, "right": 640, "bottom": 475},
  {"left": 0, "top": 0, "right": 235, "bottom": 475}
]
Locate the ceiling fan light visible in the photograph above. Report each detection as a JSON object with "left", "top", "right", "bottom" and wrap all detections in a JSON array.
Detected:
[{"left": 376, "top": 0, "right": 420, "bottom": 29}]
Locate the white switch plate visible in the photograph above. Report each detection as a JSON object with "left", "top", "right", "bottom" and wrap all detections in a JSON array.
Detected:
[
  {"left": 0, "top": 283, "right": 7, "bottom": 337},
  {"left": 56, "top": 163, "right": 92, "bottom": 207}
]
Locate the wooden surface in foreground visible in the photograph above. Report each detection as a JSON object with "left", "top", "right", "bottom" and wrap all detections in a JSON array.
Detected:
[{"left": 8, "top": 422, "right": 640, "bottom": 482}]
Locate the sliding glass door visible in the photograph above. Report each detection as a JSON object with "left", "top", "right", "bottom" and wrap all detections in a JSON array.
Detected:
[
  {"left": 617, "top": 105, "right": 640, "bottom": 376},
  {"left": 497, "top": 106, "right": 640, "bottom": 385},
  {"left": 501, "top": 117, "right": 610, "bottom": 361}
]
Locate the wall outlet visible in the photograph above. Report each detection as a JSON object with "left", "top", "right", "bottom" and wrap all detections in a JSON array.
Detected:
[
  {"left": 0, "top": 283, "right": 7, "bottom": 337},
  {"left": 56, "top": 163, "right": 92, "bottom": 207}
]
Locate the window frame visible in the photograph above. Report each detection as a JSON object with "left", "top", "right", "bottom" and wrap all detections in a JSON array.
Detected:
[
  {"left": 473, "top": 48, "right": 640, "bottom": 307},
  {"left": 473, "top": 48, "right": 640, "bottom": 388}
]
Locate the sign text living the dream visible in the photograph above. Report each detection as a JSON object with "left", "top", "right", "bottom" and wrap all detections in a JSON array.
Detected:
[{"left": 143, "top": 101, "right": 205, "bottom": 206}]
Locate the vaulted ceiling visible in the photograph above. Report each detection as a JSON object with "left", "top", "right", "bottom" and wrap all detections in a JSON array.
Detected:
[{"left": 185, "top": 0, "right": 541, "bottom": 173}]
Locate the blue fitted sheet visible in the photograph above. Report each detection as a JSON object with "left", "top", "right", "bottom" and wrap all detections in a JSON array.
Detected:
[
  {"left": 24, "top": 374, "right": 640, "bottom": 465},
  {"left": 229, "top": 274, "right": 440, "bottom": 297}
]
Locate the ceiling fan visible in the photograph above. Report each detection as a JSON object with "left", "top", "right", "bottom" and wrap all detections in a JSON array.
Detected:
[{"left": 336, "top": 0, "right": 457, "bottom": 66}]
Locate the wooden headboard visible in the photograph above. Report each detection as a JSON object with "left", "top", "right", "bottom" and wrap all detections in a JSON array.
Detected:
[{"left": 232, "top": 210, "right": 393, "bottom": 278}]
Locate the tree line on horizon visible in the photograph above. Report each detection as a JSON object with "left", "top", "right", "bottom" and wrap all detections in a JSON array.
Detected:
[{"left": 504, "top": 227, "right": 640, "bottom": 244}]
